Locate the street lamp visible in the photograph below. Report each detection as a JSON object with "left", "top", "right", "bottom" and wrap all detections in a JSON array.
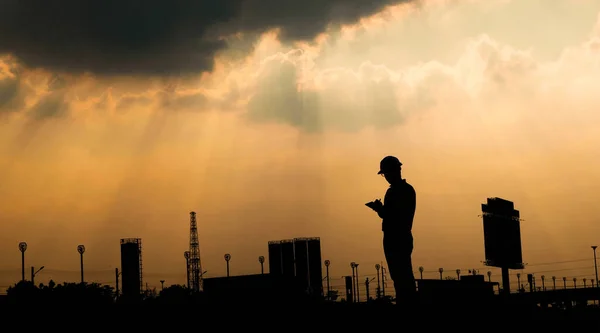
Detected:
[
  {"left": 438, "top": 268, "right": 443, "bottom": 280},
  {"left": 375, "top": 264, "right": 381, "bottom": 299},
  {"left": 31, "top": 266, "right": 44, "bottom": 286},
  {"left": 552, "top": 276, "right": 556, "bottom": 290},
  {"left": 456, "top": 269, "right": 461, "bottom": 280},
  {"left": 350, "top": 262, "right": 357, "bottom": 302},
  {"left": 562, "top": 277, "right": 566, "bottom": 289},
  {"left": 381, "top": 266, "right": 387, "bottom": 297},
  {"left": 184, "top": 251, "right": 190, "bottom": 289},
  {"left": 355, "top": 263, "right": 360, "bottom": 302},
  {"left": 487, "top": 271, "right": 492, "bottom": 282},
  {"left": 418, "top": 266, "right": 424, "bottom": 280},
  {"left": 258, "top": 256, "right": 265, "bottom": 274},
  {"left": 592, "top": 246, "right": 598, "bottom": 287},
  {"left": 583, "top": 278, "right": 587, "bottom": 288},
  {"left": 77, "top": 245, "right": 85, "bottom": 284},
  {"left": 573, "top": 277, "right": 577, "bottom": 289},
  {"left": 160, "top": 280, "right": 165, "bottom": 290},
  {"left": 224, "top": 253, "right": 231, "bottom": 277},
  {"left": 517, "top": 273, "right": 521, "bottom": 291},
  {"left": 18, "top": 242, "right": 27, "bottom": 282},
  {"left": 324, "top": 260, "right": 331, "bottom": 299},
  {"left": 541, "top": 275, "right": 545, "bottom": 291}
]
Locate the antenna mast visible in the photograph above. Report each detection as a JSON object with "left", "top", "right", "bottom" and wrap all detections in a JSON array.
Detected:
[{"left": 189, "top": 211, "right": 202, "bottom": 291}]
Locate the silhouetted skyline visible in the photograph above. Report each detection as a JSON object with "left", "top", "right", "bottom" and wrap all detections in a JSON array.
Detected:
[{"left": 2, "top": 0, "right": 600, "bottom": 306}]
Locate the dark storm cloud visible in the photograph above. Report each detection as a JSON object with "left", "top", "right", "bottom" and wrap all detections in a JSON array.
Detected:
[{"left": 0, "top": 0, "right": 412, "bottom": 76}]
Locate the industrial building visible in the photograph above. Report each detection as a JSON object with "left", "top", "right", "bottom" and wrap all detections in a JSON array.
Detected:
[
  {"left": 267, "top": 237, "right": 323, "bottom": 296},
  {"left": 120, "top": 238, "right": 143, "bottom": 300}
]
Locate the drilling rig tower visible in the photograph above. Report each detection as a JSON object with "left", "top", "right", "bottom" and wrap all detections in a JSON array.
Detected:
[{"left": 189, "top": 211, "right": 203, "bottom": 292}]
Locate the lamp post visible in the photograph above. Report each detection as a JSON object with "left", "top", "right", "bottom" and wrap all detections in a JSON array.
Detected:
[
  {"left": 350, "top": 262, "right": 357, "bottom": 302},
  {"left": 552, "top": 276, "right": 556, "bottom": 290},
  {"left": 456, "top": 269, "right": 461, "bottom": 280},
  {"left": 438, "top": 268, "right": 443, "bottom": 280},
  {"left": 258, "top": 256, "right": 265, "bottom": 274},
  {"left": 184, "top": 251, "right": 190, "bottom": 289},
  {"left": 562, "top": 277, "right": 567, "bottom": 289},
  {"left": 77, "top": 245, "right": 85, "bottom": 284},
  {"left": 18, "top": 242, "right": 27, "bottom": 282},
  {"left": 573, "top": 277, "right": 577, "bottom": 289},
  {"left": 355, "top": 263, "right": 360, "bottom": 302},
  {"left": 381, "top": 265, "right": 386, "bottom": 297},
  {"left": 418, "top": 266, "right": 424, "bottom": 280},
  {"left": 487, "top": 271, "right": 492, "bottom": 282},
  {"left": 583, "top": 278, "right": 587, "bottom": 288},
  {"left": 592, "top": 246, "right": 598, "bottom": 287},
  {"left": 375, "top": 264, "right": 381, "bottom": 299},
  {"left": 324, "top": 260, "right": 331, "bottom": 299},
  {"left": 160, "top": 280, "right": 165, "bottom": 290},
  {"left": 541, "top": 275, "right": 545, "bottom": 291},
  {"left": 517, "top": 273, "right": 521, "bottom": 291},
  {"left": 224, "top": 253, "right": 231, "bottom": 277},
  {"left": 31, "top": 266, "right": 44, "bottom": 286}
]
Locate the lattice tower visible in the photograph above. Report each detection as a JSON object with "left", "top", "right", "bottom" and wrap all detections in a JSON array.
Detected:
[{"left": 189, "top": 211, "right": 202, "bottom": 291}]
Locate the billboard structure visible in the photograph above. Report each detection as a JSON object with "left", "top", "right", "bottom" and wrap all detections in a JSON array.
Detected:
[{"left": 481, "top": 198, "right": 524, "bottom": 294}]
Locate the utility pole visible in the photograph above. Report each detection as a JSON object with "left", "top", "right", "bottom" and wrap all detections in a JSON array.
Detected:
[
  {"left": 365, "top": 278, "right": 370, "bottom": 301},
  {"left": 31, "top": 266, "right": 44, "bottom": 286},
  {"left": 115, "top": 268, "right": 120, "bottom": 299},
  {"left": 375, "top": 264, "right": 381, "bottom": 299},
  {"left": 381, "top": 266, "right": 386, "bottom": 297},
  {"left": 350, "top": 262, "right": 357, "bottom": 302},
  {"left": 592, "top": 246, "right": 598, "bottom": 287},
  {"left": 355, "top": 263, "right": 360, "bottom": 303},
  {"left": 324, "top": 260, "right": 331, "bottom": 300}
]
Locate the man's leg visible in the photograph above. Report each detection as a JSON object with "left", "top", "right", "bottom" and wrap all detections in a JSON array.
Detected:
[
  {"left": 383, "top": 234, "right": 417, "bottom": 305},
  {"left": 383, "top": 239, "right": 401, "bottom": 305},
  {"left": 394, "top": 253, "right": 417, "bottom": 306}
]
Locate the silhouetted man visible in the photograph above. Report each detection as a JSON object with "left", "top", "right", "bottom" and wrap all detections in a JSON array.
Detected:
[{"left": 366, "top": 156, "right": 417, "bottom": 305}]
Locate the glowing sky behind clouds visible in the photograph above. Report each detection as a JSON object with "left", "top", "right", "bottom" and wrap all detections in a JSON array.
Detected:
[{"left": 1, "top": 0, "right": 600, "bottom": 292}]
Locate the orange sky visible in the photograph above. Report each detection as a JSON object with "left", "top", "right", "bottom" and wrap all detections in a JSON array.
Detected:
[{"left": 1, "top": 0, "right": 600, "bottom": 293}]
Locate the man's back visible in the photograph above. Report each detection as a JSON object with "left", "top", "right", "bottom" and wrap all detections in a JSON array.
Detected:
[{"left": 380, "top": 179, "right": 416, "bottom": 234}]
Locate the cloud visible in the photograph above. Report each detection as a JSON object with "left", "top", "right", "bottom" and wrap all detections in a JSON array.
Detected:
[
  {"left": 240, "top": 16, "right": 600, "bottom": 133},
  {"left": 245, "top": 51, "right": 405, "bottom": 132},
  {"left": 0, "top": 57, "right": 31, "bottom": 114},
  {"left": 2, "top": 0, "right": 600, "bottom": 135},
  {"left": 0, "top": 0, "right": 414, "bottom": 76}
]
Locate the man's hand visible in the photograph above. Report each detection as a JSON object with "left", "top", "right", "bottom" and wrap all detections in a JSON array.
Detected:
[{"left": 365, "top": 199, "right": 383, "bottom": 212}]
